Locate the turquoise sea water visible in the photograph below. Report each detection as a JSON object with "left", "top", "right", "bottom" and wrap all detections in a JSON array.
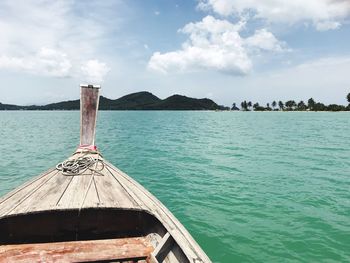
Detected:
[{"left": 0, "top": 111, "right": 349, "bottom": 262}]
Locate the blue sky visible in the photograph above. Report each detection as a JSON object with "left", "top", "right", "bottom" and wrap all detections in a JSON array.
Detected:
[{"left": 1, "top": 0, "right": 350, "bottom": 106}]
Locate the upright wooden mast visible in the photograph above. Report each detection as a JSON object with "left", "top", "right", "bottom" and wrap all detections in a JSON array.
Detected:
[{"left": 80, "top": 84, "right": 100, "bottom": 147}]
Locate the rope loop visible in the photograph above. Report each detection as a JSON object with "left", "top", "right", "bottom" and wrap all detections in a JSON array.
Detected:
[{"left": 56, "top": 154, "right": 104, "bottom": 176}]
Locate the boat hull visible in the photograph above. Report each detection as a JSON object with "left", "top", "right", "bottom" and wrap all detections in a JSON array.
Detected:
[{"left": 0, "top": 153, "right": 211, "bottom": 262}]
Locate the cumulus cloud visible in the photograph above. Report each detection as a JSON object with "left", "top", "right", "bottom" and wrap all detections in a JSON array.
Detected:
[
  {"left": 198, "top": 0, "right": 350, "bottom": 31},
  {"left": 0, "top": 48, "right": 72, "bottom": 77},
  {"left": 0, "top": 0, "right": 116, "bottom": 81},
  {"left": 245, "top": 29, "right": 286, "bottom": 52},
  {"left": 81, "top": 60, "right": 110, "bottom": 84},
  {"left": 148, "top": 16, "right": 285, "bottom": 75}
]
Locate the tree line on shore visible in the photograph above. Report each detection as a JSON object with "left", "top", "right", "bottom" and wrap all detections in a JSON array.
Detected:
[{"left": 232, "top": 93, "right": 350, "bottom": 112}]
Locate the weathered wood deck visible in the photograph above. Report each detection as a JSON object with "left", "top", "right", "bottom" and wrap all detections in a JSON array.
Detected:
[
  {"left": 0, "top": 153, "right": 128, "bottom": 215},
  {"left": 0, "top": 152, "right": 211, "bottom": 262}
]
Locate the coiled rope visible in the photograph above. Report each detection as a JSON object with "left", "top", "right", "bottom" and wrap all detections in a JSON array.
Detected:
[{"left": 56, "top": 154, "right": 104, "bottom": 176}]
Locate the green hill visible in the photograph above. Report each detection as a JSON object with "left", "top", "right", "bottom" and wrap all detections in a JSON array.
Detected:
[
  {"left": 40, "top": 99, "right": 80, "bottom": 110},
  {"left": 0, "top": 92, "right": 226, "bottom": 111},
  {"left": 100, "top": 91, "right": 161, "bottom": 110},
  {"left": 0, "top": 102, "right": 22, "bottom": 110},
  {"left": 146, "top": 95, "right": 221, "bottom": 110}
]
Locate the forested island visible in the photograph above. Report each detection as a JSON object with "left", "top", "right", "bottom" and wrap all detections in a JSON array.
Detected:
[
  {"left": 1, "top": 91, "right": 349, "bottom": 111},
  {"left": 232, "top": 93, "right": 350, "bottom": 112},
  {"left": 0, "top": 91, "right": 227, "bottom": 111}
]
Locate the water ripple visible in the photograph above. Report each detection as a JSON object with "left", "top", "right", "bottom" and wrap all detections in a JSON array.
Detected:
[{"left": 0, "top": 111, "right": 349, "bottom": 262}]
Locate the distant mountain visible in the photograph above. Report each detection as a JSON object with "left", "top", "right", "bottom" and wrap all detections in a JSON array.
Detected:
[
  {"left": 40, "top": 99, "right": 80, "bottom": 110},
  {"left": 145, "top": 95, "right": 221, "bottom": 110},
  {"left": 100, "top": 91, "right": 161, "bottom": 110},
  {"left": 0, "top": 102, "right": 22, "bottom": 110},
  {"left": 0, "top": 91, "right": 227, "bottom": 111}
]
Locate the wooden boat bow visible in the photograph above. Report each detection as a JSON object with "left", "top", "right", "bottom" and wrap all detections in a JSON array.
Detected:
[{"left": 0, "top": 85, "right": 211, "bottom": 263}]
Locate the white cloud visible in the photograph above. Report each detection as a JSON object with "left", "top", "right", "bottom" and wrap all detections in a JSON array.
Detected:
[
  {"left": 81, "top": 60, "right": 110, "bottom": 84},
  {"left": 315, "top": 20, "right": 341, "bottom": 31},
  {"left": 35, "top": 48, "right": 72, "bottom": 77},
  {"left": 0, "top": 56, "right": 31, "bottom": 72},
  {"left": 0, "top": 0, "right": 117, "bottom": 80},
  {"left": 198, "top": 0, "right": 350, "bottom": 31},
  {"left": 245, "top": 29, "right": 286, "bottom": 52},
  {"left": 148, "top": 16, "right": 285, "bottom": 75},
  {"left": 0, "top": 48, "right": 71, "bottom": 77}
]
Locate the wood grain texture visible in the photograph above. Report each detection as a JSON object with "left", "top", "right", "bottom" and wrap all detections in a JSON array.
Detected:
[
  {"left": 0, "top": 237, "right": 154, "bottom": 263},
  {"left": 0, "top": 154, "right": 139, "bottom": 216},
  {"left": 0, "top": 170, "right": 59, "bottom": 216},
  {"left": 8, "top": 171, "right": 72, "bottom": 215},
  {"left": 80, "top": 86, "right": 100, "bottom": 146},
  {"left": 0, "top": 153, "right": 212, "bottom": 262}
]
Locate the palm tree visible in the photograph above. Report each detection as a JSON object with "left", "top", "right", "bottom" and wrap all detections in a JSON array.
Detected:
[
  {"left": 272, "top": 101, "right": 277, "bottom": 110},
  {"left": 266, "top": 103, "right": 271, "bottom": 111},
  {"left": 285, "top": 100, "right": 296, "bottom": 110},
  {"left": 297, "top": 100, "right": 307, "bottom": 111},
  {"left": 232, "top": 103, "right": 238, "bottom": 111},
  {"left": 347, "top": 93, "right": 350, "bottom": 104},
  {"left": 278, "top": 101, "right": 284, "bottom": 111},
  {"left": 253, "top": 103, "right": 260, "bottom": 110},
  {"left": 308, "top": 98, "right": 315, "bottom": 110},
  {"left": 241, "top": 101, "right": 248, "bottom": 111},
  {"left": 247, "top": 101, "right": 252, "bottom": 110}
]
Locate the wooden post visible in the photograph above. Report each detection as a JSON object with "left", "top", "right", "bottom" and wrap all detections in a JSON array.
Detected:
[{"left": 80, "top": 84, "right": 100, "bottom": 147}]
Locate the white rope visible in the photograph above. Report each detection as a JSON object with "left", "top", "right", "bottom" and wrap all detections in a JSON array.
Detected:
[{"left": 56, "top": 154, "right": 104, "bottom": 176}]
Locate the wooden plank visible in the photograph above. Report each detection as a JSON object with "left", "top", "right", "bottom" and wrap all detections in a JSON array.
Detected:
[
  {"left": 81, "top": 176, "right": 100, "bottom": 208},
  {"left": 104, "top": 164, "right": 146, "bottom": 210},
  {"left": 0, "top": 168, "right": 54, "bottom": 205},
  {"left": 92, "top": 167, "right": 137, "bottom": 209},
  {"left": 0, "top": 237, "right": 154, "bottom": 263},
  {"left": 7, "top": 171, "right": 73, "bottom": 215},
  {"left": 56, "top": 171, "right": 99, "bottom": 209},
  {"left": 152, "top": 232, "right": 174, "bottom": 262},
  {"left": 0, "top": 170, "right": 59, "bottom": 216},
  {"left": 56, "top": 153, "right": 102, "bottom": 209}
]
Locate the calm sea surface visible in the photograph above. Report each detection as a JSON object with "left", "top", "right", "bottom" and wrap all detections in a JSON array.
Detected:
[{"left": 0, "top": 111, "right": 349, "bottom": 262}]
